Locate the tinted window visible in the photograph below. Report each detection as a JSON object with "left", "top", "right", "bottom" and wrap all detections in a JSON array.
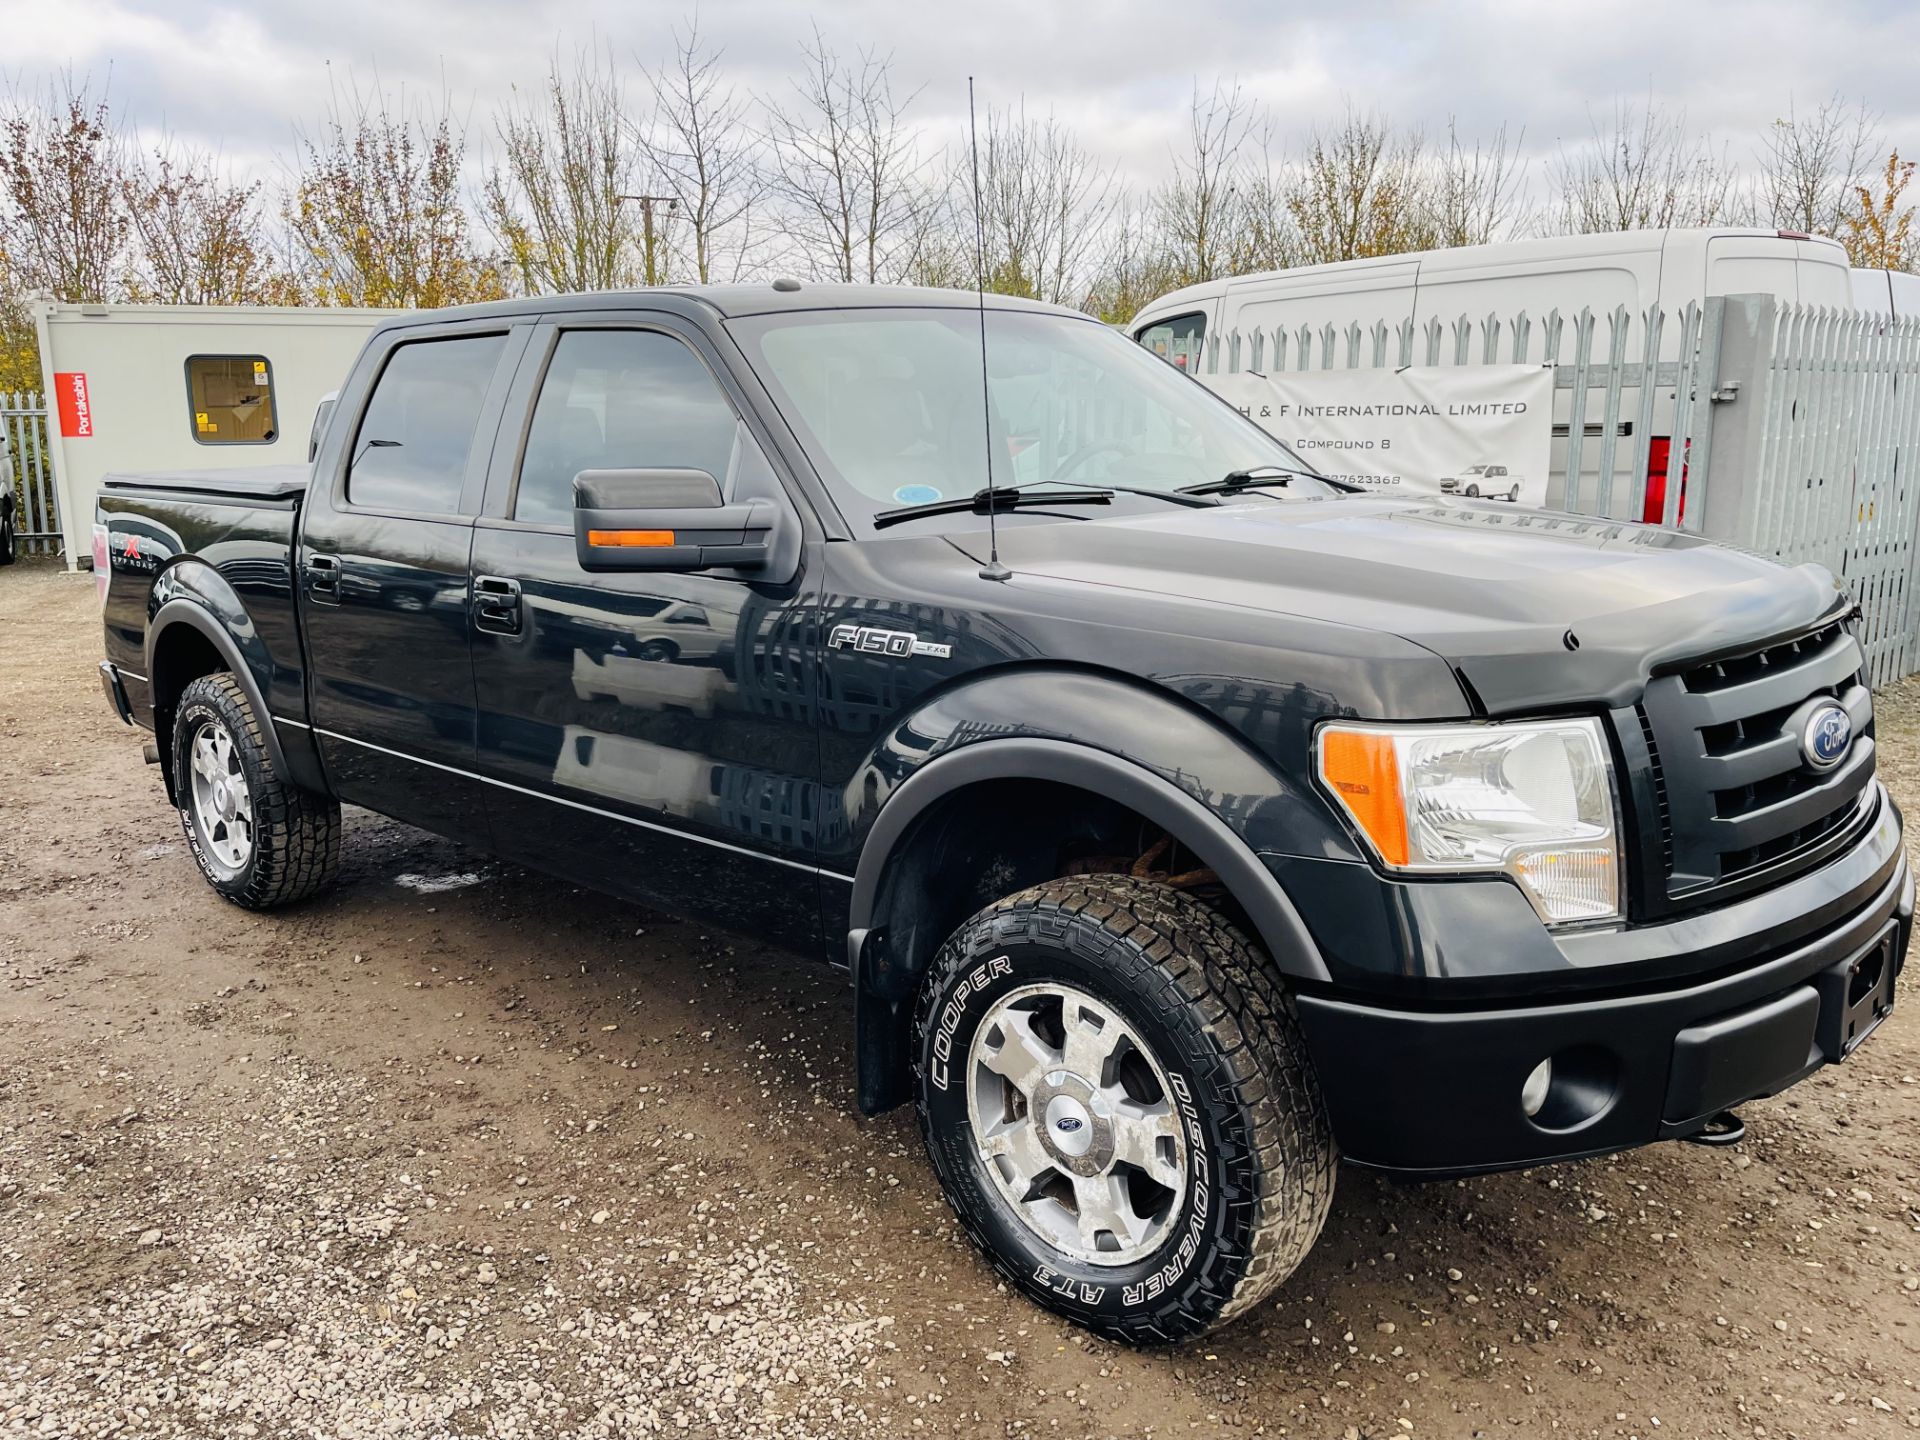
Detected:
[
  {"left": 349, "top": 334, "right": 506, "bottom": 513},
  {"left": 515, "top": 329, "right": 740, "bottom": 526},
  {"left": 186, "top": 355, "right": 277, "bottom": 444}
]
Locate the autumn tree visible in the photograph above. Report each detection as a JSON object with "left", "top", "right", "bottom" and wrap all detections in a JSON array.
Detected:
[
  {"left": 0, "top": 75, "right": 129, "bottom": 303},
  {"left": 122, "top": 146, "right": 288, "bottom": 304},
  {"left": 1840, "top": 150, "right": 1916, "bottom": 270},
  {"left": 639, "top": 21, "right": 765, "bottom": 284},
  {"left": 287, "top": 84, "right": 505, "bottom": 308},
  {"left": 1283, "top": 111, "right": 1435, "bottom": 264},
  {"left": 482, "top": 45, "right": 644, "bottom": 294},
  {"left": 763, "top": 29, "right": 926, "bottom": 283}
]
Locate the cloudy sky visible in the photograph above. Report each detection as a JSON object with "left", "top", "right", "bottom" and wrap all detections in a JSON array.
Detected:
[{"left": 8, "top": 0, "right": 1919, "bottom": 197}]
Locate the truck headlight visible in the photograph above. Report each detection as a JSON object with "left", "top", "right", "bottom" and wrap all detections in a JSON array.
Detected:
[{"left": 1316, "top": 718, "right": 1622, "bottom": 924}]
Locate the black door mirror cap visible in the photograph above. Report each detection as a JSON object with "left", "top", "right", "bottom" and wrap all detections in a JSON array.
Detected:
[{"left": 573, "top": 467, "right": 723, "bottom": 511}]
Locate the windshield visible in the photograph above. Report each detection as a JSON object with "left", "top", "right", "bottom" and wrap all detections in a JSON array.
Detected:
[{"left": 728, "top": 307, "right": 1331, "bottom": 533}]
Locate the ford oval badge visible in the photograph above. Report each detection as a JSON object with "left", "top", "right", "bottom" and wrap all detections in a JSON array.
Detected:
[{"left": 1802, "top": 704, "right": 1852, "bottom": 770}]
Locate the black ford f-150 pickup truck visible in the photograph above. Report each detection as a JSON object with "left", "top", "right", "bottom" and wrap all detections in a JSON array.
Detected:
[{"left": 96, "top": 284, "right": 1910, "bottom": 1343}]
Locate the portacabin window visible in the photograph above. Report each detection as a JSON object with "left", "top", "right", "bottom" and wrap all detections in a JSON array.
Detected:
[{"left": 185, "top": 355, "right": 278, "bottom": 444}]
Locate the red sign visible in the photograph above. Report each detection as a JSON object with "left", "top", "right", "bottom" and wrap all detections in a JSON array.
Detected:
[{"left": 54, "top": 371, "right": 92, "bottom": 438}]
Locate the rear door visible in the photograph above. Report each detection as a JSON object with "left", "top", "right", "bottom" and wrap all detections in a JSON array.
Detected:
[
  {"left": 298, "top": 320, "right": 529, "bottom": 842},
  {"left": 467, "top": 312, "right": 824, "bottom": 953}
]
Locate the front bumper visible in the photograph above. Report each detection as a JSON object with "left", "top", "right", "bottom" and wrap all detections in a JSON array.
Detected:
[{"left": 1293, "top": 806, "right": 1911, "bottom": 1177}]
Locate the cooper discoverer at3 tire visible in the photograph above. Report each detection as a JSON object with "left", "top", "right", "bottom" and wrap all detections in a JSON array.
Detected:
[
  {"left": 171, "top": 672, "right": 341, "bottom": 909},
  {"left": 912, "top": 874, "right": 1336, "bottom": 1343}
]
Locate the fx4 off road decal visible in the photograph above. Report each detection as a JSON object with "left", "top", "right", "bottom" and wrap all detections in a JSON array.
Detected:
[
  {"left": 828, "top": 622, "right": 952, "bottom": 659},
  {"left": 929, "top": 954, "right": 1013, "bottom": 1091}
]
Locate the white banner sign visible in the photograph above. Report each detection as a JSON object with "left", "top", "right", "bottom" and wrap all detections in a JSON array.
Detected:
[{"left": 1209, "top": 364, "right": 1554, "bottom": 504}]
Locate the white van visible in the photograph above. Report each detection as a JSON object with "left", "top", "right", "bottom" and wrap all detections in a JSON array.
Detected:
[
  {"left": 1132, "top": 228, "right": 1853, "bottom": 366},
  {"left": 1132, "top": 229, "right": 1854, "bottom": 523},
  {"left": 1850, "top": 266, "right": 1920, "bottom": 320}
]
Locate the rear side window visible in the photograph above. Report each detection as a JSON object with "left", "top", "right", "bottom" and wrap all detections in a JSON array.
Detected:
[
  {"left": 514, "top": 329, "right": 740, "bottom": 526},
  {"left": 1135, "top": 312, "right": 1206, "bottom": 371},
  {"left": 349, "top": 334, "right": 507, "bottom": 514},
  {"left": 186, "top": 355, "right": 277, "bottom": 444}
]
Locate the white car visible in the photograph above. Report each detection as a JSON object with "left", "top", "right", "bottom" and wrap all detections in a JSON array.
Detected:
[{"left": 1440, "top": 463, "right": 1522, "bottom": 501}]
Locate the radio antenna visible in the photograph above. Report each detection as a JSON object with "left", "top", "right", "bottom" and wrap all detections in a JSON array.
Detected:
[{"left": 968, "top": 77, "right": 1009, "bottom": 582}]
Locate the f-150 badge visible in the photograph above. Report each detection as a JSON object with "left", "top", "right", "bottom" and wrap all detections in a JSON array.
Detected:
[{"left": 828, "top": 623, "right": 952, "bottom": 659}]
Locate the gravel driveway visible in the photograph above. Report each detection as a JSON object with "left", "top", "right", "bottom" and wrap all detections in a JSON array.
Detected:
[{"left": 3, "top": 560, "right": 1917, "bottom": 1438}]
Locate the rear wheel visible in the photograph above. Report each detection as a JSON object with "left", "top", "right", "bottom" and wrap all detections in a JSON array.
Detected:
[
  {"left": 1507, "top": 483, "right": 1521, "bottom": 502},
  {"left": 172, "top": 673, "right": 340, "bottom": 908},
  {"left": 914, "top": 874, "right": 1335, "bottom": 1343},
  {"left": 0, "top": 509, "right": 16, "bottom": 565}
]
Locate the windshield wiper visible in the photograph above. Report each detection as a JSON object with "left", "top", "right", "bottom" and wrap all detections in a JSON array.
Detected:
[
  {"left": 1021, "top": 479, "right": 1219, "bottom": 509},
  {"left": 871, "top": 484, "right": 1115, "bottom": 530},
  {"left": 1180, "top": 466, "right": 1366, "bottom": 497}
]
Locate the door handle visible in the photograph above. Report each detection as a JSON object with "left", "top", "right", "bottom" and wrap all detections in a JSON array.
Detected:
[
  {"left": 306, "top": 552, "right": 341, "bottom": 602},
  {"left": 473, "top": 575, "right": 523, "bottom": 635}
]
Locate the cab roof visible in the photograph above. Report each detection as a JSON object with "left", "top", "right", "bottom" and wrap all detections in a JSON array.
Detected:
[{"left": 369, "top": 282, "right": 1090, "bottom": 335}]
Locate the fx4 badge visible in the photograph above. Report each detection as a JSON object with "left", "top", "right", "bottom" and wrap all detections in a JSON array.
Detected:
[{"left": 828, "top": 622, "right": 952, "bottom": 660}]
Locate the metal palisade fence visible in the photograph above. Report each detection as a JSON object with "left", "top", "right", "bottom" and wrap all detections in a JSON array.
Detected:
[
  {"left": 1176, "top": 295, "right": 1920, "bottom": 687},
  {"left": 2, "top": 392, "right": 60, "bottom": 558}
]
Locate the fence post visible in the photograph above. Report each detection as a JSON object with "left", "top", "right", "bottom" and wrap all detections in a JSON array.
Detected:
[{"left": 1693, "top": 294, "right": 1775, "bottom": 551}]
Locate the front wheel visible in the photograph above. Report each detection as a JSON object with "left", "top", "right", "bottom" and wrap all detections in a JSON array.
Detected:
[
  {"left": 172, "top": 673, "right": 341, "bottom": 908},
  {"left": 913, "top": 875, "right": 1336, "bottom": 1343}
]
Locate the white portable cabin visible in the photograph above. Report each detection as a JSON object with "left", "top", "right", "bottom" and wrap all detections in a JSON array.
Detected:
[
  {"left": 1129, "top": 229, "right": 1855, "bottom": 521},
  {"left": 36, "top": 303, "right": 392, "bottom": 568}
]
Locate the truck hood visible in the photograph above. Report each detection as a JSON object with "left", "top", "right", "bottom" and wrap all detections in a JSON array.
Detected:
[{"left": 971, "top": 498, "right": 1846, "bottom": 714}]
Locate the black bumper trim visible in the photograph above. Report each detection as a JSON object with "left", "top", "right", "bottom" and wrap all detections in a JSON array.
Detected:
[
  {"left": 98, "top": 661, "right": 133, "bottom": 726},
  {"left": 1295, "top": 854, "right": 1910, "bottom": 1177}
]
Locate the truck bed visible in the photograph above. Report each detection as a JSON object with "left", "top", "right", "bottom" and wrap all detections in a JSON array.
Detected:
[{"left": 100, "top": 465, "right": 310, "bottom": 503}]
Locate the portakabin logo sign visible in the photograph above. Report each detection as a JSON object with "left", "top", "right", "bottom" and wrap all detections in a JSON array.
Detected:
[{"left": 54, "top": 371, "right": 93, "bottom": 438}]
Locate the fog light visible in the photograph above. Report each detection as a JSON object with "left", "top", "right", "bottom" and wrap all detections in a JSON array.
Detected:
[{"left": 1520, "top": 1057, "right": 1554, "bottom": 1118}]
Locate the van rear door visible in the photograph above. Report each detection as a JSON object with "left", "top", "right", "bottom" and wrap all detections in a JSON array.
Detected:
[{"left": 1702, "top": 233, "right": 1850, "bottom": 305}]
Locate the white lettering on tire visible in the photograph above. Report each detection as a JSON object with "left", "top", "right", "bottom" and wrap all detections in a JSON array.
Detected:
[{"left": 929, "top": 954, "right": 1013, "bottom": 1091}]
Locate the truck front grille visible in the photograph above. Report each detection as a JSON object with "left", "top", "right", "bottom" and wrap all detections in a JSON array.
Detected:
[{"left": 1635, "top": 619, "right": 1875, "bottom": 912}]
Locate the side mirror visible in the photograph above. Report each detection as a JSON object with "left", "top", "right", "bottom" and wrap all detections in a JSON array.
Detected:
[{"left": 573, "top": 468, "right": 780, "bottom": 573}]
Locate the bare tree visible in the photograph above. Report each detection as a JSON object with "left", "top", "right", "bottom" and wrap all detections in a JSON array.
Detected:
[
  {"left": 1547, "top": 98, "right": 1735, "bottom": 234},
  {"left": 1152, "top": 82, "right": 1258, "bottom": 287},
  {"left": 0, "top": 74, "right": 129, "bottom": 303},
  {"left": 960, "top": 103, "right": 1116, "bottom": 305},
  {"left": 639, "top": 20, "right": 765, "bottom": 284},
  {"left": 763, "top": 28, "right": 924, "bottom": 283},
  {"left": 287, "top": 80, "right": 505, "bottom": 308},
  {"left": 1426, "top": 119, "right": 1525, "bottom": 248},
  {"left": 482, "top": 45, "right": 643, "bottom": 294},
  {"left": 1840, "top": 150, "right": 1916, "bottom": 270},
  {"left": 1755, "top": 95, "right": 1882, "bottom": 237},
  {"left": 122, "top": 145, "right": 287, "bottom": 304},
  {"left": 1084, "top": 195, "right": 1182, "bottom": 324}
]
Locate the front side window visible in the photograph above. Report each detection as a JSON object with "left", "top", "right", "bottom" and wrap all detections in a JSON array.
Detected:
[
  {"left": 732, "top": 307, "right": 1322, "bottom": 533},
  {"left": 186, "top": 355, "right": 277, "bottom": 444},
  {"left": 348, "top": 334, "right": 507, "bottom": 514},
  {"left": 1134, "top": 312, "right": 1207, "bottom": 372},
  {"left": 514, "top": 329, "right": 740, "bottom": 527}
]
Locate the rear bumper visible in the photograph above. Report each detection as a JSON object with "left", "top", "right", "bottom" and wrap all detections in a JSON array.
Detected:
[{"left": 1295, "top": 822, "right": 1911, "bottom": 1177}]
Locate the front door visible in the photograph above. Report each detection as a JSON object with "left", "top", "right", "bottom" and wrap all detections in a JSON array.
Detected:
[
  {"left": 467, "top": 317, "right": 823, "bottom": 953},
  {"left": 299, "top": 323, "right": 527, "bottom": 843}
]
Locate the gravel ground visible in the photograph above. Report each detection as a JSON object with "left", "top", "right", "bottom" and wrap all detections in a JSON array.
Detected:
[{"left": 2, "top": 558, "right": 1917, "bottom": 1439}]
